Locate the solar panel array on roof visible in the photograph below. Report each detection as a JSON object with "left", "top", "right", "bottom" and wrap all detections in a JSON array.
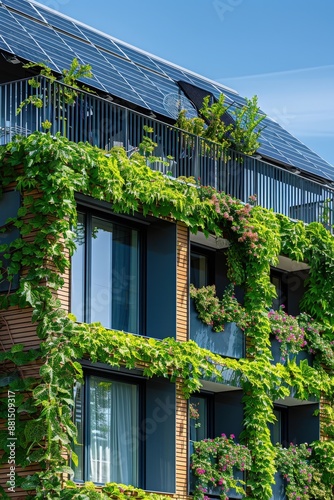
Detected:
[
  {"left": 1, "top": 0, "right": 43, "bottom": 21},
  {"left": 0, "top": 0, "right": 333, "bottom": 181}
]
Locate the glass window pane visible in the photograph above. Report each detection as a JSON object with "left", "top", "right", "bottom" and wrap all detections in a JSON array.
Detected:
[
  {"left": 73, "top": 381, "right": 84, "bottom": 481},
  {"left": 270, "top": 409, "right": 281, "bottom": 445},
  {"left": 112, "top": 225, "right": 139, "bottom": 333},
  {"left": 71, "top": 213, "right": 85, "bottom": 322},
  {"left": 88, "top": 376, "right": 139, "bottom": 485},
  {"left": 91, "top": 217, "right": 113, "bottom": 327},
  {"left": 90, "top": 217, "right": 140, "bottom": 333},
  {"left": 190, "top": 396, "right": 207, "bottom": 442},
  {"left": 271, "top": 275, "right": 281, "bottom": 310},
  {"left": 190, "top": 252, "right": 208, "bottom": 288}
]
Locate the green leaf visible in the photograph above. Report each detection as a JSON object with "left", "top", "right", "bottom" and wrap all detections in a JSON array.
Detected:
[{"left": 10, "top": 343, "right": 24, "bottom": 353}]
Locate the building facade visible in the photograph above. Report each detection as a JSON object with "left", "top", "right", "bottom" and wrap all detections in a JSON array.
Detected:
[{"left": 1, "top": 1, "right": 334, "bottom": 499}]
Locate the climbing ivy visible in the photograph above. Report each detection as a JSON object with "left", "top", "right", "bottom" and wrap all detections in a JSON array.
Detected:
[
  {"left": 0, "top": 131, "right": 334, "bottom": 499},
  {"left": 176, "top": 94, "right": 265, "bottom": 156}
]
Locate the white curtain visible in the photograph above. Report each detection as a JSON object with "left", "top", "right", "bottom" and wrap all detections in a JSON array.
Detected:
[{"left": 88, "top": 376, "right": 139, "bottom": 485}]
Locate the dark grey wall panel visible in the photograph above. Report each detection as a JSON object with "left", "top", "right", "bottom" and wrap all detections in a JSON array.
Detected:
[
  {"left": 146, "top": 220, "right": 176, "bottom": 339},
  {"left": 145, "top": 378, "right": 176, "bottom": 493}
]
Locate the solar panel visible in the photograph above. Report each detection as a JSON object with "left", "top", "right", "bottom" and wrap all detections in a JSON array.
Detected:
[
  {"left": 117, "top": 44, "right": 166, "bottom": 74},
  {"left": 150, "top": 60, "right": 195, "bottom": 84},
  {"left": 75, "top": 26, "right": 128, "bottom": 59},
  {"left": 139, "top": 68, "right": 183, "bottom": 96},
  {"left": 259, "top": 119, "right": 334, "bottom": 179},
  {"left": 54, "top": 33, "right": 110, "bottom": 91},
  {"left": 88, "top": 51, "right": 166, "bottom": 111},
  {"left": 0, "top": 0, "right": 333, "bottom": 180},
  {"left": 258, "top": 146, "right": 292, "bottom": 166},
  {"left": 0, "top": 7, "right": 54, "bottom": 66},
  {"left": 1, "top": 0, "right": 44, "bottom": 21},
  {"left": 14, "top": 14, "right": 76, "bottom": 69},
  {"left": 97, "top": 76, "right": 148, "bottom": 107},
  {"left": 0, "top": 34, "right": 14, "bottom": 53},
  {"left": 101, "top": 52, "right": 145, "bottom": 80},
  {"left": 36, "top": 6, "right": 89, "bottom": 39}
]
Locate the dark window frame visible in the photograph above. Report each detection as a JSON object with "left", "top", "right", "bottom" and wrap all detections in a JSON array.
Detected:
[
  {"left": 71, "top": 197, "right": 177, "bottom": 341},
  {"left": 190, "top": 244, "right": 215, "bottom": 288},
  {"left": 189, "top": 390, "right": 244, "bottom": 499},
  {"left": 75, "top": 368, "right": 145, "bottom": 486},
  {"left": 71, "top": 205, "right": 146, "bottom": 334},
  {"left": 270, "top": 269, "right": 288, "bottom": 312},
  {"left": 190, "top": 391, "right": 215, "bottom": 441},
  {"left": 0, "top": 190, "right": 21, "bottom": 293},
  {"left": 270, "top": 402, "right": 319, "bottom": 448},
  {"left": 190, "top": 242, "right": 244, "bottom": 304},
  {"left": 73, "top": 366, "right": 176, "bottom": 492}
]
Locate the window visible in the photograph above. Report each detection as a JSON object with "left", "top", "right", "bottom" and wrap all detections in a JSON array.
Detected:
[
  {"left": 271, "top": 271, "right": 287, "bottom": 311},
  {"left": 71, "top": 204, "right": 177, "bottom": 339},
  {"left": 269, "top": 407, "right": 288, "bottom": 446},
  {"left": 189, "top": 391, "right": 243, "bottom": 455},
  {"left": 73, "top": 369, "right": 176, "bottom": 492},
  {"left": 190, "top": 252, "right": 209, "bottom": 288},
  {"left": 189, "top": 391, "right": 244, "bottom": 499},
  {"left": 71, "top": 211, "right": 141, "bottom": 333},
  {"left": 0, "top": 191, "right": 20, "bottom": 293},
  {"left": 190, "top": 246, "right": 214, "bottom": 288},
  {"left": 269, "top": 403, "right": 319, "bottom": 448},
  {"left": 190, "top": 394, "right": 212, "bottom": 442},
  {"left": 270, "top": 268, "right": 308, "bottom": 315},
  {"left": 190, "top": 241, "right": 244, "bottom": 303},
  {"left": 269, "top": 402, "right": 319, "bottom": 500},
  {"left": 190, "top": 242, "right": 245, "bottom": 358},
  {"left": 74, "top": 375, "right": 140, "bottom": 485}
]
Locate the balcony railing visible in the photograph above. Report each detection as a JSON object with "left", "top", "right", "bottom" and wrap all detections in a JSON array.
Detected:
[{"left": 1, "top": 75, "right": 334, "bottom": 226}]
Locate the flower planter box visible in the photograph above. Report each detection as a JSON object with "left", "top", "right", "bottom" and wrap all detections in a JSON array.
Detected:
[
  {"left": 270, "top": 472, "right": 285, "bottom": 500},
  {"left": 270, "top": 337, "right": 313, "bottom": 366},
  {"left": 190, "top": 299, "right": 245, "bottom": 359},
  {"left": 189, "top": 440, "right": 245, "bottom": 499}
]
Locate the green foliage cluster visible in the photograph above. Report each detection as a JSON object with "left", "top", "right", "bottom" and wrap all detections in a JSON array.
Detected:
[
  {"left": 16, "top": 58, "right": 94, "bottom": 116},
  {"left": 190, "top": 434, "right": 251, "bottom": 499},
  {"left": 191, "top": 438, "right": 334, "bottom": 500},
  {"left": 190, "top": 286, "right": 334, "bottom": 371},
  {"left": 189, "top": 284, "right": 248, "bottom": 332},
  {"left": 0, "top": 131, "right": 334, "bottom": 499},
  {"left": 176, "top": 94, "right": 265, "bottom": 156},
  {"left": 275, "top": 442, "right": 334, "bottom": 499}
]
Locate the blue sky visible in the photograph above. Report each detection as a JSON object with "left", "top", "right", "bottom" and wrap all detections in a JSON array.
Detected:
[{"left": 37, "top": 0, "right": 334, "bottom": 166}]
